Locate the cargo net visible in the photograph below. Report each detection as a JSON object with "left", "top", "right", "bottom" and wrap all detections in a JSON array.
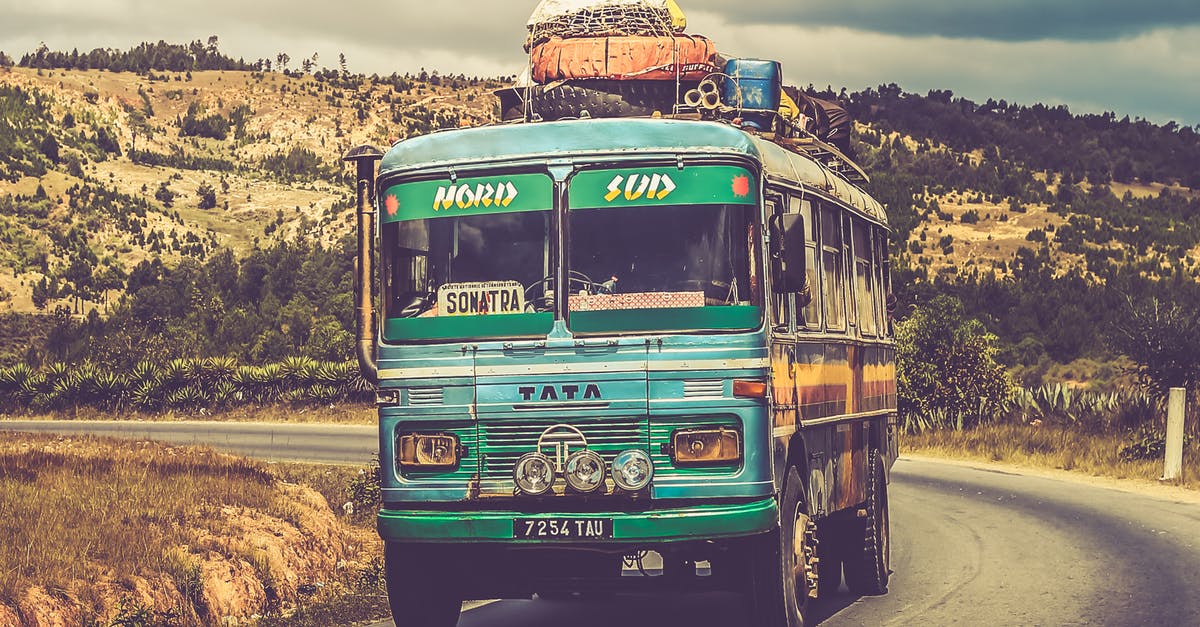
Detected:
[{"left": 528, "top": 0, "right": 676, "bottom": 48}]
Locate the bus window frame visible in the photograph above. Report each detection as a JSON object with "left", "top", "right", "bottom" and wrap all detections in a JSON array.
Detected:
[
  {"left": 765, "top": 193, "right": 792, "bottom": 335},
  {"left": 852, "top": 216, "right": 879, "bottom": 338},
  {"left": 819, "top": 202, "right": 847, "bottom": 333},
  {"left": 789, "top": 194, "right": 821, "bottom": 333}
]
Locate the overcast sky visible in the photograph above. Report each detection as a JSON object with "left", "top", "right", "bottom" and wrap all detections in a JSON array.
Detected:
[{"left": 1, "top": 0, "right": 1197, "bottom": 126}]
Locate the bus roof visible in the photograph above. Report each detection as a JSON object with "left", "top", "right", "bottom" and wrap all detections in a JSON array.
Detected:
[{"left": 379, "top": 118, "right": 887, "bottom": 226}]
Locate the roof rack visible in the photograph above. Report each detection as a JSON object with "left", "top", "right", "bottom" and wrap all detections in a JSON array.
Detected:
[{"left": 775, "top": 132, "right": 870, "bottom": 186}]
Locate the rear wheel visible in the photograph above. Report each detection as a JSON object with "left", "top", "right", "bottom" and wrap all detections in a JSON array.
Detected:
[
  {"left": 384, "top": 543, "right": 462, "bottom": 627},
  {"left": 843, "top": 449, "right": 890, "bottom": 595},
  {"left": 747, "top": 466, "right": 815, "bottom": 627}
]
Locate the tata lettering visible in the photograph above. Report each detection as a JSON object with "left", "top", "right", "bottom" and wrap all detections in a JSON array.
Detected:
[{"left": 518, "top": 384, "right": 603, "bottom": 401}]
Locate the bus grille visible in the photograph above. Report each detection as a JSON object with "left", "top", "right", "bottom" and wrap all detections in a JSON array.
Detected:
[{"left": 478, "top": 416, "right": 648, "bottom": 481}]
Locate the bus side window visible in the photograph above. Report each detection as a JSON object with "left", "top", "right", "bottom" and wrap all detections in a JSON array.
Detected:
[
  {"left": 853, "top": 218, "right": 877, "bottom": 337},
  {"left": 872, "top": 226, "right": 887, "bottom": 337},
  {"left": 791, "top": 195, "right": 821, "bottom": 331},
  {"left": 843, "top": 211, "right": 856, "bottom": 329},
  {"left": 766, "top": 196, "right": 789, "bottom": 332},
  {"left": 877, "top": 229, "right": 895, "bottom": 337},
  {"left": 820, "top": 204, "right": 846, "bottom": 332}
]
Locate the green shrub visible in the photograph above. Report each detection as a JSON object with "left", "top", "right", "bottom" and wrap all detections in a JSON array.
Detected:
[{"left": 896, "top": 294, "right": 1013, "bottom": 432}]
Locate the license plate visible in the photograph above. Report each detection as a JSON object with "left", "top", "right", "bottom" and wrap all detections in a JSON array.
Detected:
[{"left": 514, "top": 518, "right": 613, "bottom": 539}]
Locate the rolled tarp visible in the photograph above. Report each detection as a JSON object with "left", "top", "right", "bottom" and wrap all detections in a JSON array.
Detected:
[{"left": 531, "top": 34, "right": 718, "bottom": 82}]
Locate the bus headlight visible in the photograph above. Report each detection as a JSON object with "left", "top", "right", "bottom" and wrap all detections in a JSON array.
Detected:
[
  {"left": 671, "top": 427, "right": 741, "bottom": 466},
  {"left": 514, "top": 452, "right": 556, "bottom": 495},
  {"left": 564, "top": 450, "right": 606, "bottom": 493},
  {"left": 611, "top": 449, "right": 654, "bottom": 491},
  {"left": 398, "top": 433, "right": 459, "bottom": 470}
]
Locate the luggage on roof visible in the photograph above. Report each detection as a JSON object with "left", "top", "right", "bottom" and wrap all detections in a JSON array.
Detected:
[
  {"left": 527, "top": 0, "right": 687, "bottom": 48},
  {"left": 531, "top": 35, "right": 717, "bottom": 83}
]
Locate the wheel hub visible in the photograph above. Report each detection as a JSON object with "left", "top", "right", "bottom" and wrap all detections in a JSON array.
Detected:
[{"left": 792, "top": 507, "right": 820, "bottom": 601}]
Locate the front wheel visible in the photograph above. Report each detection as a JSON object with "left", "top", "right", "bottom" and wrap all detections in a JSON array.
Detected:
[
  {"left": 843, "top": 449, "right": 891, "bottom": 595},
  {"left": 746, "top": 466, "right": 816, "bottom": 627},
  {"left": 385, "top": 543, "right": 462, "bottom": 627}
]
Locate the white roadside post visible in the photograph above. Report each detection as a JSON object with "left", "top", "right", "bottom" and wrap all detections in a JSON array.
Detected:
[{"left": 1161, "top": 387, "right": 1186, "bottom": 482}]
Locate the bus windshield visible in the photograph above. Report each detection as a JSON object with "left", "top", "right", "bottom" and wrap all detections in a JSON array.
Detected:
[
  {"left": 568, "top": 203, "right": 761, "bottom": 334},
  {"left": 380, "top": 173, "right": 556, "bottom": 342}
]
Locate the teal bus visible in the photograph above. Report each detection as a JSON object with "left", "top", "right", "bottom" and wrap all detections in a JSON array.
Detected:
[{"left": 345, "top": 115, "right": 897, "bottom": 627}]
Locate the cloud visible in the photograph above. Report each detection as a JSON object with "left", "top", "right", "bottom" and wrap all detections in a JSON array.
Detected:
[
  {"left": 683, "top": 0, "right": 1200, "bottom": 42},
  {"left": 687, "top": 10, "right": 1200, "bottom": 125},
  {"left": 0, "top": 1, "right": 531, "bottom": 75}
]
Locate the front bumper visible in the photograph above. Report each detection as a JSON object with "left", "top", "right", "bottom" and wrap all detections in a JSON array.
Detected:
[{"left": 378, "top": 497, "right": 778, "bottom": 543}]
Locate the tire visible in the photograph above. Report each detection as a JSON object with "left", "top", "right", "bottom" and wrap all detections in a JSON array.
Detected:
[
  {"left": 843, "top": 449, "right": 890, "bottom": 596},
  {"left": 385, "top": 543, "right": 462, "bottom": 627},
  {"left": 496, "top": 80, "right": 686, "bottom": 122},
  {"left": 746, "top": 466, "right": 815, "bottom": 627}
]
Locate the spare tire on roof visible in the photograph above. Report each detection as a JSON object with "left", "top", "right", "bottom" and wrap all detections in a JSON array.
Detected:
[
  {"left": 531, "top": 35, "right": 718, "bottom": 83},
  {"left": 496, "top": 79, "right": 686, "bottom": 122}
]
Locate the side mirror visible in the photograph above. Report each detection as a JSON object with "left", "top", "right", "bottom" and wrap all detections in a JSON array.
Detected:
[{"left": 770, "top": 213, "right": 807, "bottom": 294}]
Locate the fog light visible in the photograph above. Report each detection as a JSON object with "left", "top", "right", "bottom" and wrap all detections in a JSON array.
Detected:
[
  {"left": 563, "top": 450, "right": 606, "bottom": 493},
  {"left": 671, "top": 427, "right": 740, "bottom": 466},
  {"left": 611, "top": 449, "right": 654, "bottom": 491},
  {"left": 398, "top": 433, "right": 459, "bottom": 470},
  {"left": 514, "top": 452, "right": 555, "bottom": 495}
]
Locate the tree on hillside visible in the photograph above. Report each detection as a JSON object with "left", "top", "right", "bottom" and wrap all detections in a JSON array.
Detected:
[
  {"left": 31, "top": 277, "right": 54, "bottom": 310},
  {"left": 39, "top": 134, "right": 59, "bottom": 163},
  {"left": 896, "top": 294, "right": 1013, "bottom": 431},
  {"left": 197, "top": 182, "right": 217, "bottom": 209},
  {"left": 1108, "top": 296, "right": 1200, "bottom": 394},
  {"left": 63, "top": 257, "right": 94, "bottom": 314},
  {"left": 155, "top": 182, "right": 175, "bottom": 208},
  {"left": 276, "top": 53, "right": 290, "bottom": 72}
]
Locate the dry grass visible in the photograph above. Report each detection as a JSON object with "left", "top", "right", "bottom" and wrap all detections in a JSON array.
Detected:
[
  {"left": 0, "top": 433, "right": 378, "bottom": 622},
  {"left": 903, "top": 423, "right": 1200, "bottom": 490},
  {"left": 17, "top": 402, "right": 376, "bottom": 425},
  {"left": 0, "top": 433, "right": 275, "bottom": 602}
]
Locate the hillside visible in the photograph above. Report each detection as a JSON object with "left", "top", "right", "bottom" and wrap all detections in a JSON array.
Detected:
[
  {"left": 0, "top": 63, "right": 501, "bottom": 315},
  {"left": 3, "top": 42, "right": 1200, "bottom": 384}
]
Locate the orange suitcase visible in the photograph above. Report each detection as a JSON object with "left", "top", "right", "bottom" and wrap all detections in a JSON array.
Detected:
[{"left": 531, "top": 35, "right": 718, "bottom": 82}]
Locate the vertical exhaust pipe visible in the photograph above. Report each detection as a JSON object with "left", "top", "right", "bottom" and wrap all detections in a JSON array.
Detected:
[{"left": 344, "top": 145, "right": 384, "bottom": 385}]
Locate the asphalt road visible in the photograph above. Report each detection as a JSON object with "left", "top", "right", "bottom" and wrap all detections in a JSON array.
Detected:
[
  {"left": 5, "top": 421, "right": 1198, "bottom": 625},
  {"left": 0, "top": 419, "right": 378, "bottom": 465},
  {"left": 426, "top": 460, "right": 1200, "bottom": 627}
]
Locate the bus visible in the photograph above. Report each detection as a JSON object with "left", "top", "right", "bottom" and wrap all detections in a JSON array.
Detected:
[{"left": 345, "top": 115, "right": 897, "bottom": 627}]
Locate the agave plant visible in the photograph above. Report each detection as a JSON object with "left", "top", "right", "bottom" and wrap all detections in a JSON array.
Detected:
[
  {"left": 129, "top": 379, "right": 162, "bottom": 410},
  {"left": 130, "top": 361, "right": 161, "bottom": 385},
  {"left": 161, "top": 359, "right": 191, "bottom": 386},
  {"left": 165, "top": 384, "right": 205, "bottom": 409},
  {"left": 212, "top": 380, "right": 241, "bottom": 407},
  {"left": 0, "top": 364, "right": 38, "bottom": 407},
  {"left": 204, "top": 356, "right": 238, "bottom": 377}
]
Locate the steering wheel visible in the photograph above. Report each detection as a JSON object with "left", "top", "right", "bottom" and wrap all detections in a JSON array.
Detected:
[
  {"left": 524, "top": 271, "right": 598, "bottom": 312},
  {"left": 396, "top": 292, "right": 435, "bottom": 318}
]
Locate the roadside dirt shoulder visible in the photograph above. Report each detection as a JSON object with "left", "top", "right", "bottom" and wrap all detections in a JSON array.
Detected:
[{"left": 901, "top": 453, "right": 1200, "bottom": 505}]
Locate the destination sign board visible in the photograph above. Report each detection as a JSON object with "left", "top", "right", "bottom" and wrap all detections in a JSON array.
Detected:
[
  {"left": 437, "top": 281, "right": 526, "bottom": 316},
  {"left": 381, "top": 173, "right": 553, "bottom": 223},
  {"left": 569, "top": 165, "right": 757, "bottom": 209}
]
